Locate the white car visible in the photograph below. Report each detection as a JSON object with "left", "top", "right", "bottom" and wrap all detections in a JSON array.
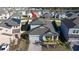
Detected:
[{"left": 0, "top": 44, "right": 9, "bottom": 51}]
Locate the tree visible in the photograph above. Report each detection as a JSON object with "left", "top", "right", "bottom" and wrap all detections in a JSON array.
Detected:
[{"left": 21, "top": 21, "right": 30, "bottom": 31}]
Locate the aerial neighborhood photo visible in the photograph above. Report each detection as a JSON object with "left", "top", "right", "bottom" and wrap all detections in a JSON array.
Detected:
[{"left": 0, "top": 7, "right": 79, "bottom": 51}]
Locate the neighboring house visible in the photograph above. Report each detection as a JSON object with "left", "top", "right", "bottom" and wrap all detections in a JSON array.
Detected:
[
  {"left": 74, "top": 12, "right": 79, "bottom": 17},
  {"left": 76, "top": 12, "right": 79, "bottom": 17},
  {"left": 0, "top": 10, "right": 12, "bottom": 20},
  {"left": 59, "top": 13, "right": 67, "bottom": 19},
  {"left": 42, "top": 10, "right": 50, "bottom": 15},
  {"left": 27, "top": 12, "right": 32, "bottom": 18},
  {"left": 43, "top": 13, "right": 51, "bottom": 19},
  {"left": 11, "top": 11, "right": 22, "bottom": 19},
  {"left": 26, "top": 11, "right": 40, "bottom": 18},
  {"left": 60, "top": 17, "right": 79, "bottom": 50},
  {"left": 0, "top": 18, "right": 21, "bottom": 50},
  {"left": 66, "top": 12, "right": 77, "bottom": 19},
  {"left": 22, "top": 11, "right": 26, "bottom": 15},
  {"left": 61, "top": 19, "right": 75, "bottom": 40}
]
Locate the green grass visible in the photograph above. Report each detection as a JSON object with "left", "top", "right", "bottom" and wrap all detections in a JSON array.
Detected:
[{"left": 57, "top": 39, "right": 71, "bottom": 50}]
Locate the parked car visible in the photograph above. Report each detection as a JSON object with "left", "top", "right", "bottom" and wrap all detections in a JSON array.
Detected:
[
  {"left": 72, "top": 45, "right": 79, "bottom": 51},
  {"left": 0, "top": 43, "right": 9, "bottom": 51}
]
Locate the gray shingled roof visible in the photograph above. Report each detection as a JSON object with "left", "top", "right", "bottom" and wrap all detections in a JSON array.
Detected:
[
  {"left": 29, "top": 21, "right": 58, "bottom": 36},
  {"left": 43, "top": 21, "right": 59, "bottom": 36},
  {"left": 62, "top": 19, "right": 76, "bottom": 29},
  {"left": 30, "top": 18, "right": 46, "bottom": 25},
  {"left": 43, "top": 21, "right": 56, "bottom": 33},
  {"left": 29, "top": 26, "right": 49, "bottom": 35},
  {"left": 11, "top": 12, "right": 22, "bottom": 18},
  {"left": 0, "top": 18, "right": 20, "bottom": 29},
  {"left": 29, "top": 25, "right": 58, "bottom": 36},
  {"left": 29, "top": 18, "right": 58, "bottom": 36},
  {"left": 74, "top": 24, "right": 79, "bottom": 28},
  {"left": 73, "top": 17, "right": 79, "bottom": 26},
  {"left": 62, "top": 17, "right": 79, "bottom": 29},
  {"left": 0, "top": 10, "right": 7, "bottom": 15}
]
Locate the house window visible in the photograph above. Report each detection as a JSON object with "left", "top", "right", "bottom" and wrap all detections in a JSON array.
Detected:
[
  {"left": 73, "top": 30, "right": 75, "bottom": 33},
  {"left": 76, "top": 30, "right": 78, "bottom": 33},
  {"left": 73, "top": 30, "right": 79, "bottom": 34},
  {"left": 14, "top": 26, "right": 17, "bottom": 28}
]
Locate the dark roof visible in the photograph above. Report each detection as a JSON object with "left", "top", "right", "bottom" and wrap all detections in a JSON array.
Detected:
[
  {"left": 29, "top": 25, "right": 58, "bottom": 36},
  {"left": 30, "top": 20, "right": 43, "bottom": 25},
  {"left": 74, "top": 11, "right": 79, "bottom": 13},
  {"left": 11, "top": 18, "right": 21, "bottom": 24},
  {"left": 66, "top": 13, "right": 73, "bottom": 17},
  {"left": 0, "top": 18, "right": 20, "bottom": 29},
  {"left": 62, "top": 17, "right": 79, "bottom": 29},
  {"left": 62, "top": 19, "right": 76, "bottom": 29},
  {"left": 29, "top": 21, "right": 59, "bottom": 36},
  {"left": 74, "top": 25, "right": 79, "bottom": 28},
  {"left": 29, "top": 26, "right": 49, "bottom": 35},
  {"left": 30, "top": 18, "right": 47, "bottom": 25},
  {"left": 11, "top": 12, "right": 22, "bottom": 18},
  {"left": 29, "top": 17, "right": 59, "bottom": 36},
  {"left": 73, "top": 17, "right": 79, "bottom": 25}
]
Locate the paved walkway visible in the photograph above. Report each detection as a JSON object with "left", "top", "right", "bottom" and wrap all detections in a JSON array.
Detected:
[{"left": 28, "top": 43, "right": 42, "bottom": 51}]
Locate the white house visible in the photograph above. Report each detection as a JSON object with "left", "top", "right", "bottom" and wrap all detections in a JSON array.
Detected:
[
  {"left": 0, "top": 18, "right": 21, "bottom": 51},
  {"left": 27, "top": 12, "right": 32, "bottom": 18},
  {"left": 22, "top": 11, "right": 26, "bottom": 15}
]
